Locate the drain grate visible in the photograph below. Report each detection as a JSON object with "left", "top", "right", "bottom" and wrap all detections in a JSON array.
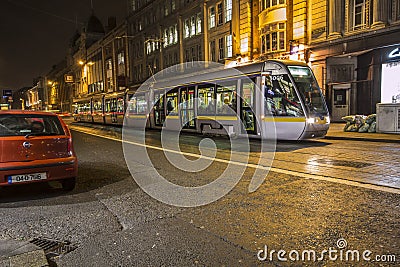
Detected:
[
  {"left": 313, "top": 159, "right": 373, "bottom": 169},
  {"left": 30, "top": 238, "right": 77, "bottom": 258}
]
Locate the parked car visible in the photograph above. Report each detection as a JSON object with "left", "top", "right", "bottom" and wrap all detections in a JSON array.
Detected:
[{"left": 0, "top": 110, "right": 77, "bottom": 191}]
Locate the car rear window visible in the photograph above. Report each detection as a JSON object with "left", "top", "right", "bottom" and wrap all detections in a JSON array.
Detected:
[{"left": 0, "top": 114, "right": 65, "bottom": 137}]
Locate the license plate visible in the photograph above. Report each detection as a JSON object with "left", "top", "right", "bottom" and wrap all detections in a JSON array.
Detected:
[{"left": 8, "top": 172, "right": 47, "bottom": 184}]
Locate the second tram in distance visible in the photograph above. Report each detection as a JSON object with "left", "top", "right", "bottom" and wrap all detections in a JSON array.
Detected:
[{"left": 74, "top": 59, "right": 330, "bottom": 140}]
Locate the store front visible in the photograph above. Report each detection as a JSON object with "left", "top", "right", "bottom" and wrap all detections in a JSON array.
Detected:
[
  {"left": 381, "top": 46, "right": 400, "bottom": 103},
  {"left": 325, "top": 44, "right": 400, "bottom": 119}
]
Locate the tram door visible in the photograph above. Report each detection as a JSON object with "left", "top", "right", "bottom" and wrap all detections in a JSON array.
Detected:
[
  {"left": 179, "top": 87, "right": 196, "bottom": 129},
  {"left": 154, "top": 91, "right": 166, "bottom": 126},
  {"left": 240, "top": 78, "right": 257, "bottom": 134}
]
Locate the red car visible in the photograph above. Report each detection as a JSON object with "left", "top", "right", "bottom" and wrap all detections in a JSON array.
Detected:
[{"left": 0, "top": 110, "right": 77, "bottom": 191}]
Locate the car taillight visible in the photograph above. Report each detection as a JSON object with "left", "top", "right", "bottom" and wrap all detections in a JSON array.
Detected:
[{"left": 67, "top": 137, "right": 73, "bottom": 156}]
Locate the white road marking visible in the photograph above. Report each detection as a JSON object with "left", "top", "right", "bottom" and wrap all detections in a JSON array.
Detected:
[{"left": 71, "top": 127, "right": 400, "bottom": 195}]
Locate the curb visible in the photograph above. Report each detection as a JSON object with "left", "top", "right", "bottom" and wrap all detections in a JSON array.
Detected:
[{"left": 324, "top": 135, "right": 400, "bottom": 144}]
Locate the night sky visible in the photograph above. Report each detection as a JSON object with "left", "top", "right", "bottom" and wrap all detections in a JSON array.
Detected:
[{"left": 0, "top": 0, "right": 127, "bottom": 92}]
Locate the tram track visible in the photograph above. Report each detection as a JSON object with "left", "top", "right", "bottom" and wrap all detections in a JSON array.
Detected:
[{"left": 70, "top": 126, "right": 400, "bottom": 195}]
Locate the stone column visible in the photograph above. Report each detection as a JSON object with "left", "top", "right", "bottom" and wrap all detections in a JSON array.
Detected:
[
  {"left": 328, "top": 0, "right": 343, "bottom": 38},
  {"left": 372, "top": 0, "right": 388, "bottom": 29}
]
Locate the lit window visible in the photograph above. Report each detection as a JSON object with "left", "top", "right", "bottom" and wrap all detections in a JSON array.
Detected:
[
  {"left": 173, "top": 24, "right": 178, "bottom": 43},
  {"left": 225, "top": 0, "right": 232, "bottom": 22},
  {"left": 197, "top": 13, "right": 202, "bottom": 34},
  {"left": 184, "top": 19, "right": 190, "bottom": 38},
  {"left": 209, "top": 7, "right": 216, "bottom": 28},
  {"left": 172, "top": 0, "right": 176, "bottom": 12},
  {"left": 261, "top": 22, "right": 286, "bottom": 53},
  {"left": 226, "top": 35, "right": 232, "bottom": 58},
  {"left": 191, "top": 16, "right": 196, "bottom": 36},
  {"left": 261, "top": 0, "right": 285, "bottom": 10},
  {"left": 169, "top": 26, "right": 174, "bottom": 44},
  {"left": 131, "top": 0, "right": 136, "bottom": 11}
]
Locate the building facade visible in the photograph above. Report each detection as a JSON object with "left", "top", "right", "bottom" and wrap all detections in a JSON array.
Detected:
[
  {"left": 308, "top": 0, "right": 400, "bottom": 121},
  {"left": 44, "top": 1, "right": 400, "bottom": 120}
]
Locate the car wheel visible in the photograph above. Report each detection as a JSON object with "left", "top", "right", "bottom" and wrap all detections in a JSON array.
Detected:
[{"left": 61, "top": 177, "right": 76, "bottom": 191}]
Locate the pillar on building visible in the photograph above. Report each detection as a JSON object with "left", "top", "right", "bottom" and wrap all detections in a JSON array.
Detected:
[
  {"left": 328, "top": 0, "right": 343, "bottom": 38},
  {"left": 371, "top": 0, "right": 388, "bottom": 29}
]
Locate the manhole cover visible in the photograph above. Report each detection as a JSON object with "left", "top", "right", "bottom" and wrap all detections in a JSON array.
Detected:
[
  {"left": 29, "top": 238, "right": 77, "bottom": 258},
  {"left": 314, "top": 159, "right": 373, "bottom": 168}
]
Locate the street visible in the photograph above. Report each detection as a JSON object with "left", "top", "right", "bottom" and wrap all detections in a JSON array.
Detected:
[{"left": 0, "top": 124, "right": 399, "bottom": 266}]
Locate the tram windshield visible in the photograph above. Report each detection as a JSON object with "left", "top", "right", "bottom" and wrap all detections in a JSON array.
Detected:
[{"left": 288, "top": 66, "right": 328, "bottom": 116}]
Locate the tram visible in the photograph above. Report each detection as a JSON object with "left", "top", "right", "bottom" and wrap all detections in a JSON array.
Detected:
[
  {"left": 126, "top": 59, "right": 330, "bottom": 140},
  {"left": 73, "top": 60, "right": 330, "bottom": 140}
]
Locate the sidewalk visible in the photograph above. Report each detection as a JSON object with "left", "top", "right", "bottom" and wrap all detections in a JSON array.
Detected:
[{"left": 325, "top": 123, "right": 400, "bottom": 143}]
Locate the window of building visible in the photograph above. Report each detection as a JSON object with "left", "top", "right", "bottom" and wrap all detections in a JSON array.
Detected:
[
  {"left": 225, "top": 0, "right": 232, "bottom": 22},
  {"left": 217, "top": 3, "right": 223, "bottom": 25},
  {"left": 260, "top": 22, "right": 286, "bottom": 53},
  {"left": 210, "top": 40, "right": 216, "bottom": 61},
  {"left": 191, "top": 16, "right": 196, "bottom": 36},
  {"left": 397, "top": 0, "right": 400, "bottom": 20},
  {"left": 172, "top": 0, "right": 176, "bottom": 12},
  {"left": 197, "top": 44, "right": 202, "bottom": 60},
  {"left": 209, "top": 7, "right": 216, "bottom": 28},
  {"left": 225, "top": 35, "right": 232, "bottom": 58},
  {"left": 197, "top": 13, "right": 202, "bottom": 34},
  {"left": 218, "top": 37, "right": 224, "bottom": 60},
  {"left": 184, "top": 16, "right": 201, "bottom": 38},
  {"left": 164, "top": 3, "right": 169, "bottom": 16},
  {"left": 261, "top": 0, "right": 285, "bottom": 10},
  {"left": 184, "top": 19, "right": 190, "bottom": 38},
  {"left": 131, "top": 0, "right": 136, "bottom": 11},
  {"left": 353, "top": 0, "right": 367, "bottom": 30}
]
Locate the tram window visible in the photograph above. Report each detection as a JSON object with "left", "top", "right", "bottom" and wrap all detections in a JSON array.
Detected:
[
  {"left": 93, "top": 100, "right": 102, "bottom": 113},
  {"left": 288, "top": 66, "right": 327, "bottom": 115},
  {"left": 198, "top": 84, "right": 215, "bottom": 115},
  {"left": 264, "top": 74, "right": 303, "bottom": 117},
  {"left": 105, "top": 100, "right": 111, "bottom": 113},
  {"left": 117, "top": 98, "right": 124, "bottom": 113},
  {"left": 241, "top": 79, "right": 255, "bottom": 108},
  {"left": 166, "top": 90, "right": 178, "bottom": 115},
  {"left": 216, "top": 81, "right": 236, "bottom": 114},
  {"left": 128, "top": 94, "right": 147, "bottom": 114}
]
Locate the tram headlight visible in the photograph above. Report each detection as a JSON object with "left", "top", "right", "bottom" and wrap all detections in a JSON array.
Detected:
[
  {"left": 325, "top": 116, "right": 330, "bottom": 124},
  {"left": 307, "top": 117, "right": 316, "bottom": 124}
]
